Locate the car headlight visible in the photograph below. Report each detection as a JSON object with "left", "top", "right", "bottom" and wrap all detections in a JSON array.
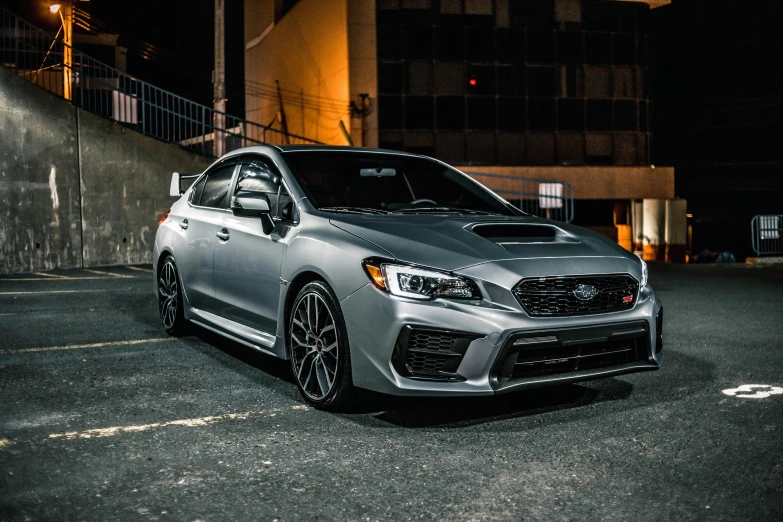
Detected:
[
  {"left": 362, "top": 259, "right": 482, "bottom": 300},
  {"left": 640, "top": 259, "right": 648, "bottom": 289}
]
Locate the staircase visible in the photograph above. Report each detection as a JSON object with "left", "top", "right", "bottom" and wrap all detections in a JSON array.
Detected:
[{"left": 0, "top": 6, "right": 319, "bottom": 158}]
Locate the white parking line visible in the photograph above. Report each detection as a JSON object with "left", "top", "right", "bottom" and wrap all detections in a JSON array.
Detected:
[
  {"left": 47, "top": 406, "right": 310, "bottom": 441},
  {"left": 125, "top": 266, "right": 153, "bottom": 273},
  {"left": 32, "top": 272, "right": 71, "bottom": 279},
  {"left": 0, "top": 289, "right": 112, "bottom": 295},
  {"left": 83, "top": 269, "right": 135, "bottom": 279},
  {"left": 0, "top": 338, "right": 178, "bottom": 355}
]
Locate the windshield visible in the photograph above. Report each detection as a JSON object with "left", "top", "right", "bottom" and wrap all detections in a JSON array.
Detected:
[{"left": 280, "top": 151, "right": 519, "bottom": 216}]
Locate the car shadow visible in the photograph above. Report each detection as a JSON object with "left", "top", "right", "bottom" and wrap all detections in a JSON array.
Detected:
[
  {"left": 343, "top": 378, "right": 634, "bottom": 429},
  {"left": 185, "top": 323, "right": 296, "bottom": 386}
]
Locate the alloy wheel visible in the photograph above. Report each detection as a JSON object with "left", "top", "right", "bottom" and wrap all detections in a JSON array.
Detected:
[
  {"left": 290, "top": 292, "right": 339, "bottom": 400},
  {"left": 158, "top": 260, "right": 179, "bottom": 330}
]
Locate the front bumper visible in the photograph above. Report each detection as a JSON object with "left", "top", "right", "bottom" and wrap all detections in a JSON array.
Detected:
[{"left": 341, "top": 283, "right": 662, "bottom": 396}]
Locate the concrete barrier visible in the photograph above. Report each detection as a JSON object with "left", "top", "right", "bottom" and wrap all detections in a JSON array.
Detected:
[
  {"left": 642, "top": 199, "right": 666, "bottom": 261},
  {"left": 0, "top": 66, "right": 210, "bottom": 274},
  {"left": 665, "top": 199, "right": 687, "bottom": 263}
]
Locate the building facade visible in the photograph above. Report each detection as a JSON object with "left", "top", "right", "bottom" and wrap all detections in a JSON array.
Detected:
[{"left": 244, "top": 0, "right": 678, "bottom": 255}]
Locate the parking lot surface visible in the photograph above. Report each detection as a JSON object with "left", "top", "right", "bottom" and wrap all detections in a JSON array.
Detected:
[{"left": 1, "top": 263, "right": 782, "bottom": 521}]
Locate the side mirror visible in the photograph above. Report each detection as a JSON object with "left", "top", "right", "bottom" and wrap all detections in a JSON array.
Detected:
[
  {"left": 169, "top": 172, "right": 181, "bottom": 197},
  {"left": 170, "top": 172, "right": 200, "bottom": 197},
  {"left": 231, "top": 192, "right": 271, "bottom": 217}
]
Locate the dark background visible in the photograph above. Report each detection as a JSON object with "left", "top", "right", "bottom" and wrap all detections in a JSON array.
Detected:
[
  {"left": 1, "top": 0, "right": 781, "bottom": 259},
  {"left": 651, "top": 0, "right": 783, "bottom": 259}
]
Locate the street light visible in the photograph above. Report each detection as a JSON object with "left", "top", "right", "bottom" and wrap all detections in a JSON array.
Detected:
[{"left": 49, "top": 2, "right": 71, "bottom": 101}]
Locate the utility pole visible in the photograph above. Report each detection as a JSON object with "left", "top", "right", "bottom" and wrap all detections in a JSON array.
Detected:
[
  {"left": 51, "top": 3, "right": 73, "bottom": 100},
  {"left": 213, "top": 0, "right": 226, "bottom": 157},
  {"left": 350, "top": 93, "right": 372, "bottom": 147}
]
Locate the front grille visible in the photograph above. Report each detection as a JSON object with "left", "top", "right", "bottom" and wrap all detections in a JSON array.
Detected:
[
  {"left": 510, "top": 338, "right": 647, "bottom": 379},
  {"left": 491, "top": 321, "right": 654, "bottom": 390},
  {"left": 513, "top": 274, "right": 639, "bottom": 317},
  {"left": 392, "top": 327, "right": 483, "bottom": 381}
]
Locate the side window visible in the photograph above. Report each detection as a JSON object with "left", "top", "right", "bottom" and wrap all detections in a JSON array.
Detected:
[
  {"left": 189, "top": 175, "right": 207, "bottom": 204},
  {"left": 199, "top": 164, "right": 236, "bottom": 209},
  {"left": 236, "top": 157, "right": 295, "bottom": 221}
]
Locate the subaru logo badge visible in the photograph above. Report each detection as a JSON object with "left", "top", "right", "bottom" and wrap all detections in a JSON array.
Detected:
[{"left": 573, "top": 284, "right": 598, "bottom": 301}]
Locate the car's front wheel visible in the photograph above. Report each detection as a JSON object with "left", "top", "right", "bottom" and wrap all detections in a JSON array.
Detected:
[
  {"left": 288, "top": 281, "right": 354, "bottom": 410},
  {"left": 158, "top": 256, "right": 187, "bottom": 335}
]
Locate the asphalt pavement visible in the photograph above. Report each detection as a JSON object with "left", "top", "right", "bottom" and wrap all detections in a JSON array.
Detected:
[{"left": 1, "top": 263, "right": 782, "bottom": 521}]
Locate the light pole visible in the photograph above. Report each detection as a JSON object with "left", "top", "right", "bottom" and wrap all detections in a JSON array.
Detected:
[
  {"left": 213, "top": 0, "right": 226, "bottom": 157},
  {"left": 50, "top": 3, "right": 73, "bottom": 101}
]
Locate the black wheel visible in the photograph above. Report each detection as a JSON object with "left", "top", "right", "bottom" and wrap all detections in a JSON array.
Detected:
[
  {"left": 288, "top": 281, "right": 354, "bottom": 410},
  {"left": 158, "top": 257, "right": 187, "bottom": 335}
]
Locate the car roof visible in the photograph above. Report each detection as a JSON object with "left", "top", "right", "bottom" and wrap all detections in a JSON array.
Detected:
[{"left": 222, "top": 144, "right": 427, "bottom": 158}]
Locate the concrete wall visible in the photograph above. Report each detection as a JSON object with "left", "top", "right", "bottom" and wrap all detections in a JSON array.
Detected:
[
  {"left": 0, "top": 66, "right": 211, "bottom": 274},
  {"left": 461, "top": 165, "right": 675, "bottom": 201},
  {"left": 76, "top": 109, "right": 209, "bottom": 267},
  {"left": 0, "top": 66, "right": 82, "bottom": 273},
  {"left": 245, "top": 0, "right": 351, "bottom": 145}
]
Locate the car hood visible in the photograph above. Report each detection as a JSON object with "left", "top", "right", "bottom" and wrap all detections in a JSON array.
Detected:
[{"left": 329, "top": 214, "right": 638, "bottom": 272}]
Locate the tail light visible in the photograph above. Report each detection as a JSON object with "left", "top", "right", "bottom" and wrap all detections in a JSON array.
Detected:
[{"left": 158, "top": 209, "right": 171, "bottom": 227}]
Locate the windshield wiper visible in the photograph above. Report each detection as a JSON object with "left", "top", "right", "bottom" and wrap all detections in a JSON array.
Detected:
[
  {"left": 319, "top": 206, "right": 391, "bottom": 215},
  {"left": 393, "top": 207, "right": 504, "bottom": 215}
]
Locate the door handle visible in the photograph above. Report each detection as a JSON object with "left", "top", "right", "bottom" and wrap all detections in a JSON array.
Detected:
[
  {"left": 216, "top": 228, "right": 230, "bottom": 241},
  {"left": 179, "top": 219, "right": 188, "bottom": 230}
]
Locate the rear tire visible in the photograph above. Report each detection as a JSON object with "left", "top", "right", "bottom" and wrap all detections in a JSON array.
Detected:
[
  {"left": 288, "top": 281, "right": 354, "bottom": 410},
  {"left": 158, "top": 257, "right": 187, "bottom": 336}
]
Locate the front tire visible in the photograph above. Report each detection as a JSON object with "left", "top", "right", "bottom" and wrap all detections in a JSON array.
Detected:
[
  {"left": 158, "top": 257, "right": 187, "bottom": 336},
  {"left": 288, "top": 281, "right": 354, "bottom": 410}
]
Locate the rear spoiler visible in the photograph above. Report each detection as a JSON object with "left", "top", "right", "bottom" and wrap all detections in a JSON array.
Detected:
[{"left": 169, "top": 172, "right": 201, "bottom": 197}]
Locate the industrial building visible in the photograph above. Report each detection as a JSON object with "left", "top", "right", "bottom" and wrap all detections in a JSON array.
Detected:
[{"left": 243, "top": 0, "right": 684, "bottom": 260}]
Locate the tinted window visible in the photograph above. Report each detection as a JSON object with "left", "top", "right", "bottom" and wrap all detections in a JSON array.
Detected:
[
  {"left": 190, "top": 175, "right": 207, "bottom": 205},
  {"left": 281, "top": 151, "right": 516, "bottom": 215},
  {"left": 199, "top": 164, "right": 235, "bottom": 208}
]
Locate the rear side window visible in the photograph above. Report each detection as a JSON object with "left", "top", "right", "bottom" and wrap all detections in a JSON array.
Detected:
[
  {"left": 198, "top": 164, "right": 236, "bottom": 208},
  {"left": 190, "top": 175, "right": 207, "bottom": 204}
]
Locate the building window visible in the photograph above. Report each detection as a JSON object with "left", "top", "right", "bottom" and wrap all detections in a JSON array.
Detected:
[
  {"left": 614, "top": 100, "right": 637, "bottom": 131},
  {"left": 436, "top": 96, "right": 465, "bottom": 130},
  {"left": 379, "top": 96, "right": 404, "bottom": 129},
  {"left": 467, "top": 64, "right": 495, "bottom": 95},
  {"left": 407, "top": 61, "right": 434, "bottom": 95},
  {"left": 527, "top": 66, "right": 556, "bottom": 97},
  {"left": 435, "top": 62, "right": 467, "bottom": 95},
  {"left": 405, "top": 96, "right": 435, "bottom": 129},
  {"left": 586, "top": 99, "right": 613, "bottom": 130},
  {"left": 559, "top": 64, "right": 584, "bottom": 97},
  {"left": 379, "top": 62, "right": 404, "bottom": 94},
  {"left": 585, "top": 65, "right": 611, "bottom": 98},
  {"left": 529, "top": 98, "right": 556, "bottom": 130},
  {"left": 585, "top": 32, "right": 612, "bottom": 64},
  {"left": 498, "top": 97, "right": 526, "bottom": 131},
  {"left": 467, "top": 97, "right": 496, "bottom": 130},
  {"left": 528, "top": 132, "right": 555, "bottom": 165},
  {"left": 558, "top": 99, "right": 584, "bottom": 130}
]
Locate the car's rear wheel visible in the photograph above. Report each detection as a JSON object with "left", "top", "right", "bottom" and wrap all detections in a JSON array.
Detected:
[
  {"left": 158, "top": 257, "right": 186, "bottom": 335},
  {"left": 288, "top": 281, "right": 354, "bottom": 410}
]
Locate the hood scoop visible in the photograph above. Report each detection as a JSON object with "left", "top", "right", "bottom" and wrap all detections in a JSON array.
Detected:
[{"left": 470, "top": 223, "right": 581, "bottom": 248}]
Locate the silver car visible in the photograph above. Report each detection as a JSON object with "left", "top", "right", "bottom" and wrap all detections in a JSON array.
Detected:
[{"left": 154, "top": 146, "right": 663, "bottom": 410}]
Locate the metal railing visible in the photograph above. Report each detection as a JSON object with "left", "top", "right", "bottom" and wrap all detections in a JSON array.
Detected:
[
  {"left": 751, "top": 215, "right": 783, "bottom": 256},
  {"left": 466, "top": 172, "right": 575, "bottom": 223},
  {"left": 0, "top": 7, "right": 320, "bottom": 157}
]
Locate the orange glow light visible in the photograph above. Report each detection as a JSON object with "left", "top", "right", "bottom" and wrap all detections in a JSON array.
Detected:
[
  {"left": 49, "top": 4, "right": 61, "bottom": 13},
  {"left": 365, "top": 264, "right": 386, "bottom": 289}
]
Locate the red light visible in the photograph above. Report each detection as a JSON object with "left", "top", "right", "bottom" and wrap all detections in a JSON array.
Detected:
[
  {"left": 469, "top": 77, "right": 477, "bottom": 86},
  {"left": 623, "top": 295, "right": 634, "bottom": 304},
  {"left": 158, "top": 209, "right": 170, "bottom": 227}
]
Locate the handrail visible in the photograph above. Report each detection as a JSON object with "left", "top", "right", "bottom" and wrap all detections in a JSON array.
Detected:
[{"left": 0, "top": 6, "right": 321, "bottom": 157}]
